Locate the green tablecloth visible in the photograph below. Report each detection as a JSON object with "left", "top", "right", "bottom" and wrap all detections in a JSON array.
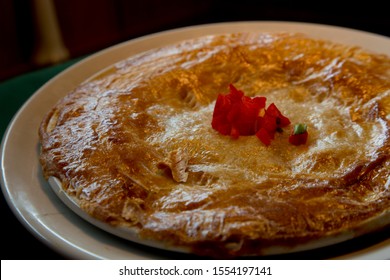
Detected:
[{"left": 0, "top": 58, "right": 82, "bottom": 140}]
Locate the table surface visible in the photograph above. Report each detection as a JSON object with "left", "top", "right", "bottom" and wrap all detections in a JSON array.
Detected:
[{"left": 1, "top": 53, "right": 389, "bottom": 260}]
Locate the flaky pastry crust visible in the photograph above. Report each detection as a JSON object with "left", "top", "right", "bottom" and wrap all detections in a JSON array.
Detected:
[{"left": 39, "top": 33, "right": 390, "bottom": 257}]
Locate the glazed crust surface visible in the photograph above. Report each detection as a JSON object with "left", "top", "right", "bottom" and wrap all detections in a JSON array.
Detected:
[{"left": 39, "top": 33, "right": 390, "bottom": 256}]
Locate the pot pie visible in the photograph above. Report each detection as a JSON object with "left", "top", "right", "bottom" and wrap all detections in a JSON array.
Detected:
[{"left": 39, "top": 33, "right": 390, "bottom": 257}]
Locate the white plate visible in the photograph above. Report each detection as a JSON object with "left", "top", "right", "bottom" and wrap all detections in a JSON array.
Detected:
[{"left": 1, "top": 21, "right": 390, "bottom": 259}]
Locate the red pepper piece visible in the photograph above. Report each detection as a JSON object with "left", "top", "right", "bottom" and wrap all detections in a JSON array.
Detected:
[
  {"left": 256, "top": 127, "right": 272, "bottom": 146},
  {"left": 230, "top": 126, "right": 240, "bottom": 139},
  {"left": 211, "top": 84, "right": 294, "bottom": 146},
  {"left": 261, "top": 114, "right": 277, "bottom": 132},
  {"left": 228, "top": 83, "right": 244, "bottom": 101},
  {"left": 255, "top": 103, "right": 290, "bottom": 145},
  {"left": 212, "top": 84, "right": 266, "bottom": 138},
  {"left": 266, "top": 103, "right": 291, "bottom": 128},
  {"left": 288, "top": 124, "right": 308, "bottom": 145},
  {"left": 289, "top": 132, "right": 308, "bottom": 145}
]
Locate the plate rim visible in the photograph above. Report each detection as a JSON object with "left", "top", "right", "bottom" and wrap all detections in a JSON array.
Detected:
[{"left": 1, "top": 21, "right": 390, "bottom": 259}]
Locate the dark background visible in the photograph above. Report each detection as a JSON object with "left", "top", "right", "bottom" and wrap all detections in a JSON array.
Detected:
[
  {"left": 1, "top": 0, "right": 389, "bottom": 81},
  {"left": 1, "top": 0, "right": 389, "bottom": 259}
]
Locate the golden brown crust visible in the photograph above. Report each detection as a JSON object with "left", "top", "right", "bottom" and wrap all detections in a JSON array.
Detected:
[{"left": 39, "top": 33, "right": 390, "bottom": 257}]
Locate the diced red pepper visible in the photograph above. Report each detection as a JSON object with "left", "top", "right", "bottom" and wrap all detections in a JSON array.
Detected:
[
  {"left": 212, "top": 84, "right": 300, "bottom": 146},
  {"left": 288, "top": 124, "right": 308, "bottom": 145},
  {"left": 254, "top": 103, "right": 290, "bottom": 145},
  {"left": 212, "top": 84, "right": 266, "bottom": 137},
  {"left": 289, "top": 132, "right": 308, "bottom": 145},
  {"left": 266, "top": 103, "right": 291, "bottom": 127},
  {"left": 255, "top": 127, "right": 273, "bottom": 146},
  {"left": 230, "top": 126, "right": 240, "bottom": 139},
  {"left": 261, "top": 114, "right": 278, "bottom": 132}
]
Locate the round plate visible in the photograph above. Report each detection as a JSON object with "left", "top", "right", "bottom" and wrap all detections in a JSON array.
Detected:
[{"left": 1, "top": 21, "right": 390, "bottom": 259}]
